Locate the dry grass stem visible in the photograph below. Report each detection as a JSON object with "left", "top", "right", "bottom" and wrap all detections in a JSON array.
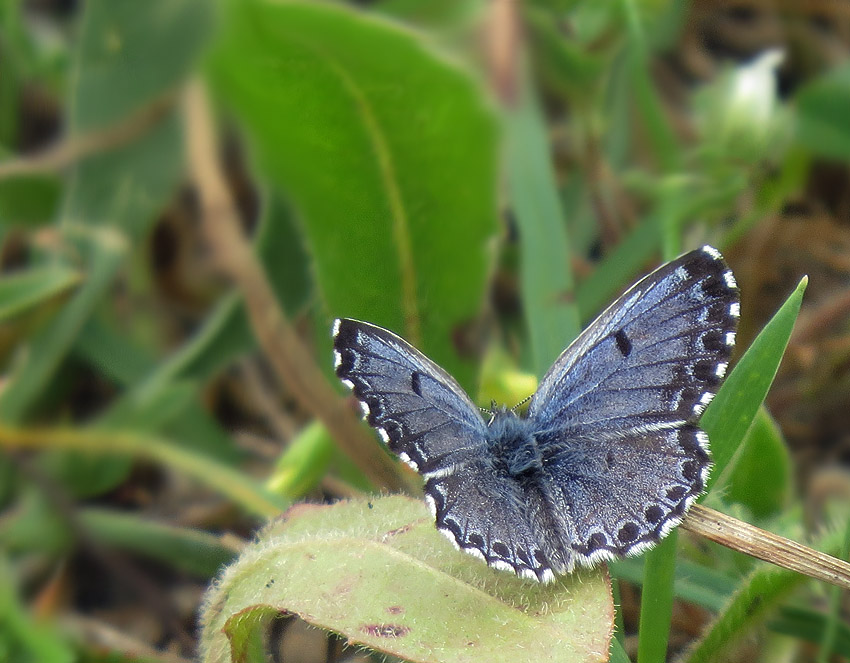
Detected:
[
  {"left": 0, "top": 92, "right": 176, "bottom": 180},
  {"left": 684, "top": 504, "right": 850, "bottom": 590}
]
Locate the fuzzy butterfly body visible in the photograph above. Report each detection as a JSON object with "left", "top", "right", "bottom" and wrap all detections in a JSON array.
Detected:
[{"left": 333, "top": 246, "right": 739, "bottom": 581}]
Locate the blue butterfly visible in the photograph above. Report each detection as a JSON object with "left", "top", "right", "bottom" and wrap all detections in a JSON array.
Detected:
[{"left": 333, "top": 246, "right": 739, "bottom": 581}]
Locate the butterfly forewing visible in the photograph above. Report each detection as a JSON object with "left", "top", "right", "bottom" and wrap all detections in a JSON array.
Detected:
[
  {"left": 528, "top": 246, "right": 738, "bottom": 431},
  {"left": 333, "top": 318, "right": 487, "bottom": 476}
]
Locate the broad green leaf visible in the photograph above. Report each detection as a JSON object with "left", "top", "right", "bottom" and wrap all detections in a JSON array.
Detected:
[
  {"left": 0, "top": 490, "right": 73, "bottom": 555},
  {"left": 64, "top": 0, "right": 213, "bottom": 238},
  {"left": 373, "top": 0, "right": 479, "bottom": 26},
  {"left": 200, "top": 496, "right": 612, "bottom": 663},
  {"left": 206, "top": 0, "right": 499, "bottom": 390},
  {"left": 795, "top": 62, "right": 850, "bottom": 163},
  {"left": 723, "top": 407, "right": 792, "bottom": 518},
  {"left": 74, "top": 315, "right": 157, "bottom": 384},
  {"left": 255, "top": 191, "right": 312, "bottom": 316},
  {"left": 0, "top": 264, "right": 79, "bottom": 321},
  {"left": 507, "top": 85, "right": 580, "bottom": 377},
  {"left": 702, "top": 277, "right": 807, "bottom": 492},
  {"left": 69, "top": 0, "right": 209, "bottom": 131}
]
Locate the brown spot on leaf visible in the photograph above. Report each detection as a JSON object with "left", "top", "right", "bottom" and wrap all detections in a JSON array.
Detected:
[
  {"left": 383, "top": 524, "right": 414, "bottom": 538},
  {"left": 386, "top": 605, "right": 404, "bottom": 615},
  {"left": 361, "top": 623, "right": 410, "bottom": 638}
]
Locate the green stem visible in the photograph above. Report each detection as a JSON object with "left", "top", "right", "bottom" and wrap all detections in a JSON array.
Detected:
[{"left": 0, "top": 425, "right": 287, "bottom": 518}]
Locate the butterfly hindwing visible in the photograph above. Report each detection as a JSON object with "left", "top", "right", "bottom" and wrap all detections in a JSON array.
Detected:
[
  {"left": 334, "top": 319, "right": 558, "bottom": 576},
  {"left": 537, "top": 425, "right": 711, "bottom": 568},
  {"left": 425, "top": 460, "right": 559, "bottom": 581}
]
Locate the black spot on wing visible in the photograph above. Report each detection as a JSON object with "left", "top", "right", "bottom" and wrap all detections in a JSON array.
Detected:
[
  {"left": 411, "top": 371, "right": 423, "bottom": 396},
  {"left": 614, "top": 329, "right": 632, "bottom": 357}
]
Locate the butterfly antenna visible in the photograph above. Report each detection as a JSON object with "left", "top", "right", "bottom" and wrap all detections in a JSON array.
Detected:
[{"left": 512, "top": 395, "right": 532, "bottom": 412}]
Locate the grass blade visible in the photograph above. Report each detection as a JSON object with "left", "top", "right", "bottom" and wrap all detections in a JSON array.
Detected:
[{"left": 703, "top": 276, "right": 808, "bottom": 491}]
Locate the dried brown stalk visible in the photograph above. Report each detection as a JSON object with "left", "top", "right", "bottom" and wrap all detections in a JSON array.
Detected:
[
  {"left": 0, "top": 92, "right": 176, "bottom": 180},
  {"left": 683, "top": 504, "right": 850, "bottom": 590}
]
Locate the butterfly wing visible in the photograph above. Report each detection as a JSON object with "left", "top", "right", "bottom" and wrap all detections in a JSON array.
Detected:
[
  {"left": 333, "top": 318, "right": 554, "bottom": 578},
  {"left": 333, "top": 318, "right": 486, "bottom": 474},
  {"left": 527, "top": 246, "right": 739, "bottom": 567}
]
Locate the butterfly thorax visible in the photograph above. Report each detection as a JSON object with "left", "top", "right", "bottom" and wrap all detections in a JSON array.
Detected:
[{"left": 486, "top": 407, "right": 542, "bottom": 478}]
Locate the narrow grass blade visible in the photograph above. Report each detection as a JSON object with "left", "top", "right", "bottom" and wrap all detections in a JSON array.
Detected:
[
  {"left": 0, "top": 425, "right": 286, "bottom": 519},
  {"left": 637, "top": 531, "right": 678, "bottom": 663},
  {"left": 507, "top": 84, "right": 580, "bottom": 377},
  {"left": 79, "top": 508, "right": 237, "bottom": 577},
  {"left": 0, "top": 265, "right": 80, "bottom": 321},
  {"left": 703, "top": 276, "right": 808, "bottom": 491},
  {"left": 0, "top": 228, "right": 126, "bottom": 424}
]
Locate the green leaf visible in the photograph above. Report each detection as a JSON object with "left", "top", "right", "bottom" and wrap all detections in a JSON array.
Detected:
[
  {"left": 206, "top": 0, "right": 499, "bottom": 390},
  {"left": 525, "top": 6, "right": 606, "bottom": 103},
  {"left": 255, "top": 191, "right": 312, "bottom": 316},
  {"left": 723, "top": 407, "right": 792, "bottom": 518},
  {"left": 0, "top": 554, "right": 74, "bottom": 663},
  {"left": 266, "top": 421, "right": 336, "bottom": 499},
  {"left": 795, "top": 62, "right": 850, "bottom": 162},
  {"left": 611, "top": 557, "right": 735, "bottom": 613},
  {"left": 79, "top": 508, "right": 236, "bottom": 577},
  {"left": 0, "top": 265, "right": 79, "bottom": 321},
  {"left": 64, "top": 0, "right": 213, "bottom": 238},
  {"left": 0, "top": 175, "right": 61, "bottom": 228},
  {"left": 637, "top": 532, "right": 678, "bottom": 663},
  {"left": 0, "top": 229, "right": 126, "bottom": 424},
  {"left": 702, "top": 276, "right": 807, "bottom": 492},
  {"left": 507, "top": 86, "right": 580, "bottom": 377},
  {"left": 772, "top": 606, "right": 850, "bottom": 658},
  {"left": 69, "top": 0, "right": 210, "bottom": 132},
  {"left": 0, "top": 425, "right": 287, "bottom": 518},
  {"left": 200, "top": 496, "right": 612, "bottom": 663}
]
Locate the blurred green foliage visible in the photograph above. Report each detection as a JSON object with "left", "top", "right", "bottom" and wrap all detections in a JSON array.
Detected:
[{"left": 1, "top": 0, "right": 849, "bottom": 662}]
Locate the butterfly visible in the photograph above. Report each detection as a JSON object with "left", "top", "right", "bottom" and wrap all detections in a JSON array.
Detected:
[{"left": 332, "top": 246, "right": 739, "bottom": 581}]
